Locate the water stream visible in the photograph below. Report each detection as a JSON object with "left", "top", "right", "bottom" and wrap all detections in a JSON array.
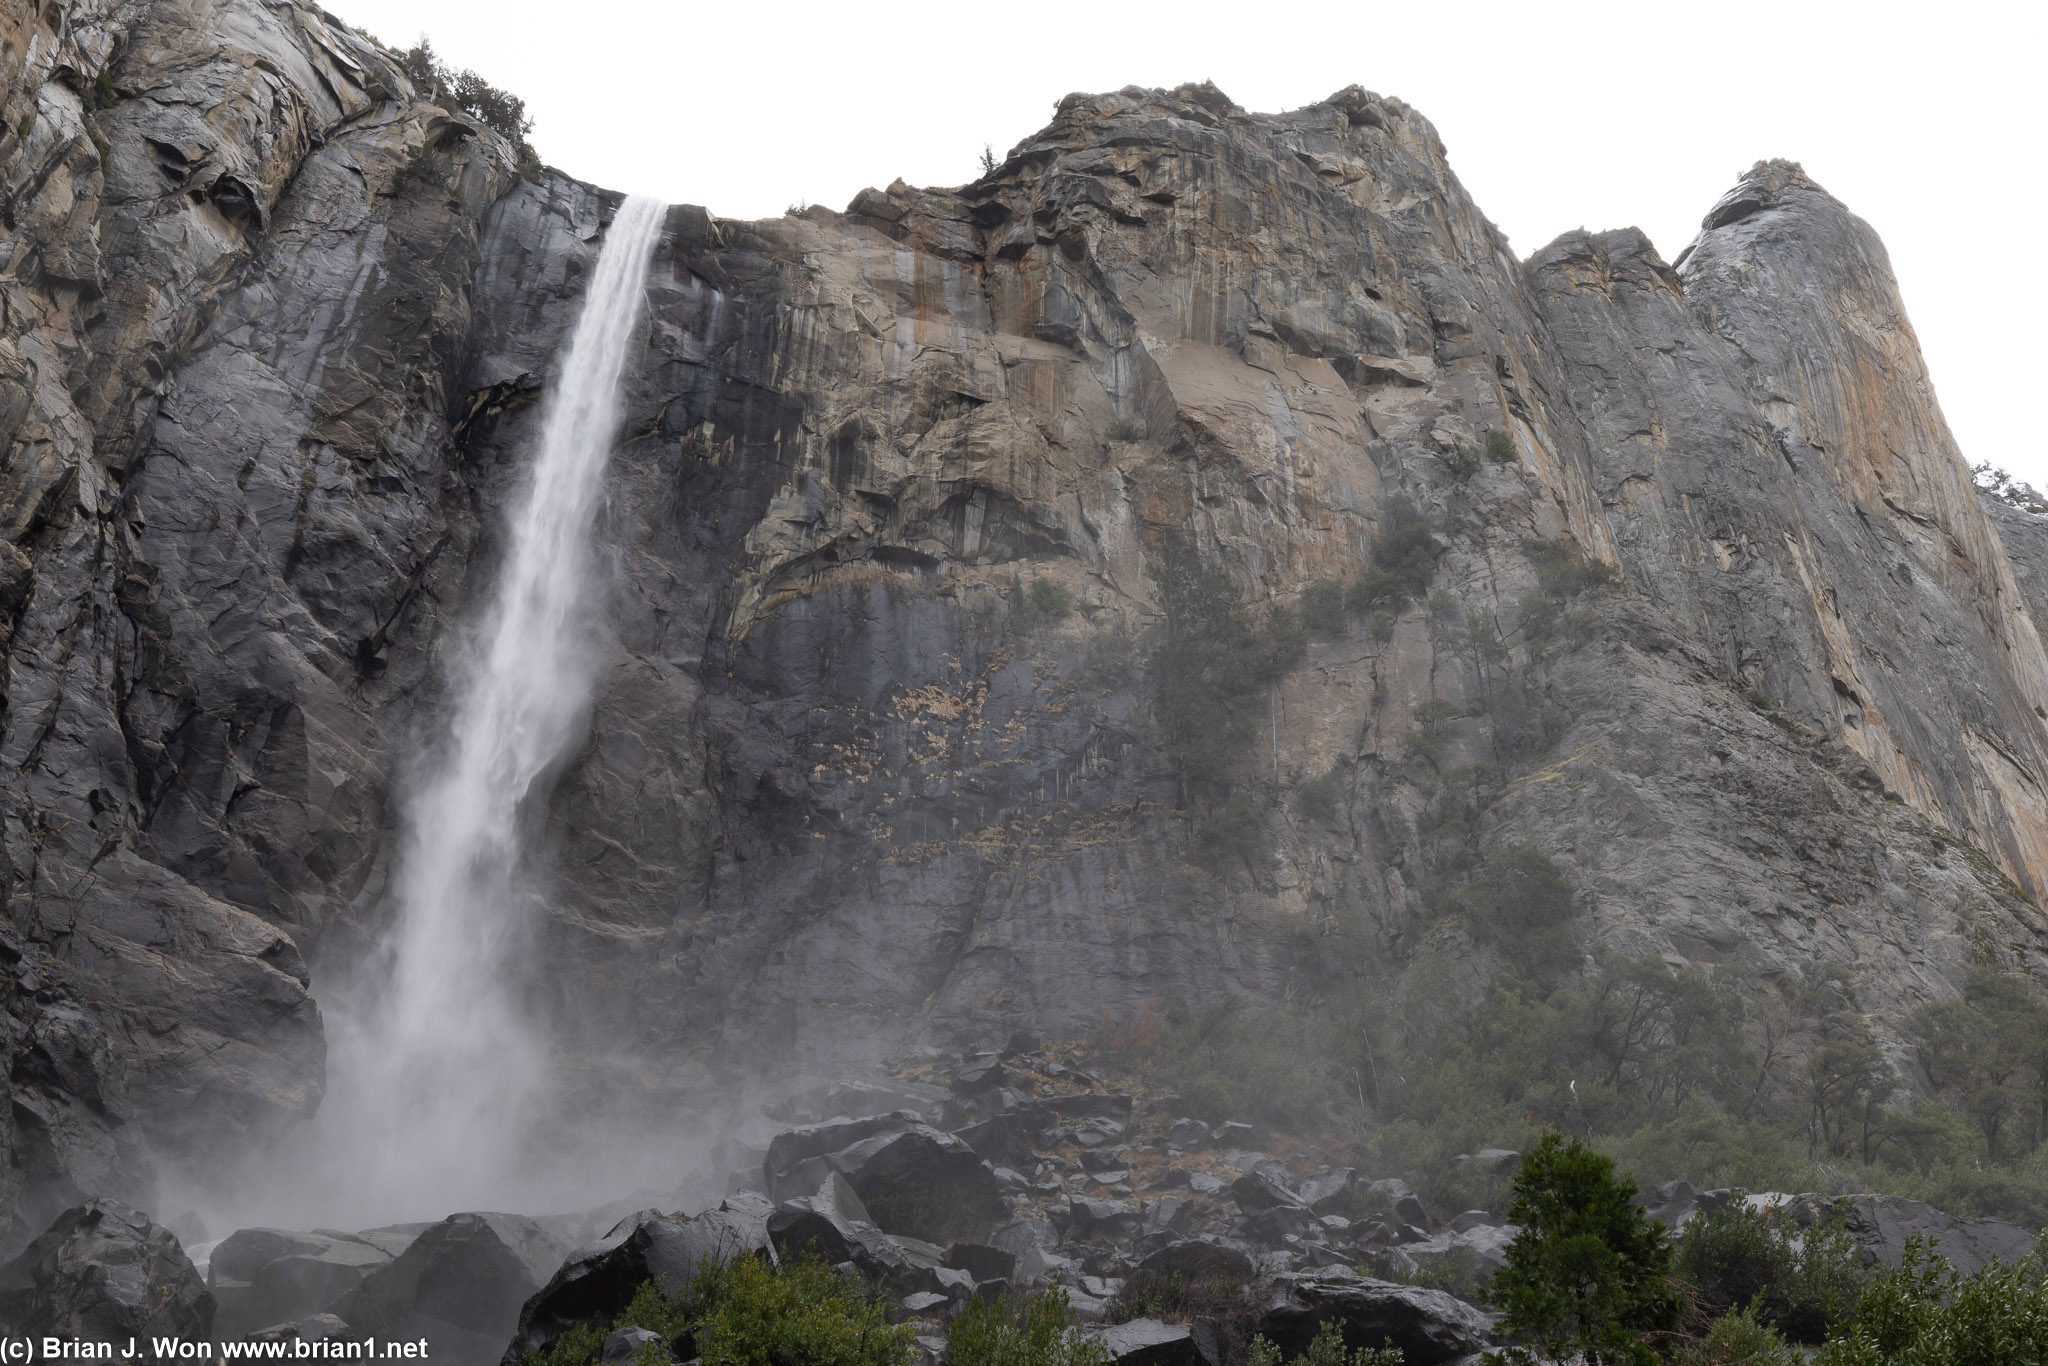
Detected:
[{"left": 290, "top": 194, "right": 668, "bottom": 1227}]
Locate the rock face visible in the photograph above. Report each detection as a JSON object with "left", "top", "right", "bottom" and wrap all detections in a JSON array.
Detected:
[{"left": 6, "top": 0, "right": 2048, "bottom": 1243}]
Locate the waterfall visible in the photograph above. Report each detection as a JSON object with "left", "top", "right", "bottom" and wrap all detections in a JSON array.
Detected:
[{"left": 296, "top": 195, "right": 667, "bottom": 1224}]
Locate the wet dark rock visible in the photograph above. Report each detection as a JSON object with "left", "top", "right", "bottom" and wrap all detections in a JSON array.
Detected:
[
  {"left": 1166, "top": 1119, "right": 1211, "bottom": 1149},
  {"left": 1231, "top": 1162, "right": 1309, "bottom": 1216},
  {"left": 246, "top": 1314, "right": 361, "bottom": 1346},
  {"left": 1393, "top": 1195, "right": 1429, "bottom": 1227},
  {"left": 763, "top": 1115, "right": 1002, "bottom": 1239},
  {"left": 1244, "top": 1269, "right": 1496, "bottom": 1365},
  {"left": 951, "top": 1056, "right": 1009, "bottom": 1095},
  {"left": 1136, "top": 1236, "right": 1256, "bottom": 1284},
  {"left": 1382, "top": 1223, "right": 1517, "bottom": 1284},
  {"left": 1639, "top": 1180, "right": 1700, "bottom": 1232},
  {"left": 1295, "top": 1169, "right": 1354, "bottom": 1209},
  {"left": 1447, "top": 1211, "right": 1499, "bottom": 1234},
  {"left": 943, "top": 1241, "right": 1016, "bottom": 1281},
  {"left": 336, "top": 1213, "right": 564, "bottom": 1366},
  {"left": 988, "top": 1218, "right": 1060, "bottom": 1259},
  {"left": 503, "top": 1203, "right": 771, "bottom": 1365},
  {"left": 1067, "top": 1195, "right": 1144, "bottom": 1237},
  {"left": 1781, "top": 1193, "right": 2036, "bottom": 1276},
  {"left": 0, "top": 1202, "right": 213, "bottom": 1349},
  {"left": 211, "top": 1228, "right": 393, "bottom": 1339},
  {"left": 1246, "top": 1205, "right": 1323, "bottom": 1245},
  {"left": 1084, "top": 1316, "right": 1197, "bottom": 1364},
  {"left": 599, "top": 1326, "right": 664, "bottom": 1364}
]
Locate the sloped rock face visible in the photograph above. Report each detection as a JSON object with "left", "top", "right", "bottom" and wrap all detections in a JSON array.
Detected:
[{"left": 5, "top": 0, "right": 2048, "bottom": 1245}]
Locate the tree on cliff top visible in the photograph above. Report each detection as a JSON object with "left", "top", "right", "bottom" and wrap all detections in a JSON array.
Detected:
[{"left": 400, "top": 38, "right": 540, "bottom": 175}]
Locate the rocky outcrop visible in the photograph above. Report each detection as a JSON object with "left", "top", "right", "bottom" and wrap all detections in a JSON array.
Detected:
[{"left": 5, "top": 0, "right": 2048, "bottom": 1245}]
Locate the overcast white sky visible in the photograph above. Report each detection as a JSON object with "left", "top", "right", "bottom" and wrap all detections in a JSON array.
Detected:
[{"left": 332, "top": 0, "right": 2046, "bottom": 489}]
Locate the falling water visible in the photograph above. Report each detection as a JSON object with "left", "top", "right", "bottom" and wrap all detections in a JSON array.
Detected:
[{"left": 288, "top": 195, "right": 668, "bottom": 1225}]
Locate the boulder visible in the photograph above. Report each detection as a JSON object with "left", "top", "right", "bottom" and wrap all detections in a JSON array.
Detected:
[
  {"left": 1066, "top": 1196, "right": 1143, "bottom": 1236},
  {"left": 1795, "top": 1193, "right": 2035, "bottom": 1276},
  {"left": 1166, "top": 1119, "right": 1211, "bottom": 1149},
  {"left": 1245, "top": 1205, "right": 1322, "bottom": 1245},
  {"left": 1243, "top": 1269, "right": 1495, "bottom": 1365},
  {"left": 1232, "top": 1163, "right": 1309, "bottom": 1216},
  {"left": 1447, "top": 1211, "right": 1499, "bottom": 1234},
  {"left": 1638, "top": 1180, "right": 1700, "bottom": 1232},
  {"left": 989, "top": 1219, "right": 1060, "bottom": 1259},
  {"left": 1084, "top": 1316, "right": 1198, "bottom": 1364},
  {"left": 503, "top": 1200, "right": 773, "bottom": 1365},
  {"left": 245, "top": 1314, "right": 362, "bottom": 1346},
  {"left": 336, "top": 1213, "right": 564, "bottom": 1366},
  {"left": 1136, "top": 1236, "right": 1256, "bottom": 1285},
  {"left": 1394, "top": 1195, "right": 1429, "bottom": 1227},
  {"left": 0, "top": 1202, "right": 213, "bottom": 1351},
  {"left": 1296, "top": 1169, "right": 1355, "bottom": 1210},
  {"left": 764, "top": 1115, "right": 1003, "bottom": 1239},
  {"left": 600, "top": 1326, "right": 664, "bottom": 1364},
  {"left": 943, "top": 1242, "right": 1016, "bottom": 1281},
  {"left": 1380, "top": 1223, "right": 1518, "bottom": 1284},
  {"left": 209, "top": 1228, "right": 393, "bottom": 1339}
]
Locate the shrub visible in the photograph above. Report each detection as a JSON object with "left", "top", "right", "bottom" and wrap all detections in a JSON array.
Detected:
[
  {"left": 17, "top": 111, "right": 35, "bottom": 138},
  {"left": 1106, "top": 418, "right": 1145, "bottom": 442},
  {"left": 1812, "top": 1235, "right": 2048, "bottom": 1365},
  {"left": 1299, "top": 767, "right": 1345, "bottom": 821},
  {"left": 1485, "top": 429, "right": 1517, "bottom": 464},
  {"left": 1079, "top": 629, "right": 1136, "bottom": 689},
  {"left": 1028, "top": 577, "right": 1073, "bottom": 621},
  {"left": 1669, "top": 1303, "right": 1797, "bottom": 1366},
  {"left": 948, "top": 1286, "right": 1110, "bottom": 1366},
  {"left": 1485, "top": 1130, "right": 1680, "bottom": 1366},
  {"left": 1675, "top": 1199, "right": 1867, "bottom": 1344},
  {"left": 690, "top": 1252, "right": 913, "bottom": 1366},
  {"left": 525, "top": 1254, "right": 911, "bottom": 1366},
  {"left": 88, "top": 70, "right": 119, "bottom": 110},
  {"left": 1249, "top": 1320, "right": 1403, "bottom": 1366},
  {"left": 1301, "top": 578, "right": 1347, "bottom": 635}
]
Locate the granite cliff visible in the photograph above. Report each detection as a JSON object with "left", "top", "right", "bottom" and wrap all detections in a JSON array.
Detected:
[{"left": 4, "top": 0, "right": 2047, "bottom": 1244}]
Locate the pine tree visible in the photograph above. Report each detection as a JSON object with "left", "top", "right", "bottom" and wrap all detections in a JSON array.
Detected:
[{"left": 1484, "top": 1129, "right": 1680, "bottom": 1366}]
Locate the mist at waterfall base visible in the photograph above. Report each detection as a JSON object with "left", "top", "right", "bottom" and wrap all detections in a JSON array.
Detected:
[{"left": 200, "top": 196, "right": 700, "bottom": 1234}]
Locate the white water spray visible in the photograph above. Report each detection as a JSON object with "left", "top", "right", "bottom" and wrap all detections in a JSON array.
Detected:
[{"left": 292, "top": 196, "right": 667, "bottom": 1225}]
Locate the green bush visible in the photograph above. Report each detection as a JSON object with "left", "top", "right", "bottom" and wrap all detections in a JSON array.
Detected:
[
  {"left": 1028, "top": 577, "right": 1073, "bottom": 621},
  {"left": 1670, "top": 1303, "right": 1798, "bottom": 1366},
  {"left": 948, "top": 1286, "right": 1110, "bottom": 1366},
  {"left": 1079, "top": 629, "right": 1135, "bottom": 689},
  {"left": 88, "top": 71, "right": 119, "bottom": 110},
  {"left": 1675, "top": 1199, "right": 1868, "bottom": 1344},
  {"left": 690, "top": 1252, "right": 912, "bottom": 1366},
  {"left": 1299, "top": 767, "right": 1345, "bottom": 822},
  {"left": 16, "top": 111, "right": 35, "bottom": 138},
  {"left": 1249, "top": 1320, "right": 1403, "bottom": 1366},
  {"left": 1106, "top": 418, "right": 1145, "bottom": 442},
  {"left": 524, "top": 1253, "right": 911, "bottom": 1366},
  {"left": 1812, "top": 1235, "right": 2048, "bottom": 1365},
  {"left": 1484, "top": 1130, "right": 1681, "bottom": 1366},
  {"left": 1302, "top": 578, "right": 1348, "bottom": 635},
  {"left": 1485, "top": 429, "right": 1518, "bottom": 465}
]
